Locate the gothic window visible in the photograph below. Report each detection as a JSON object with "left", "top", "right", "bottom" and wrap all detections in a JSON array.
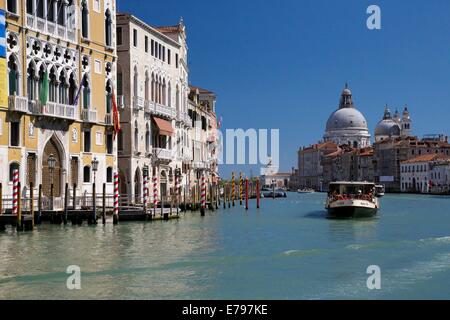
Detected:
[
  {"left": 106, "top": 80, "right": 112, "bottom": 113},
  {"left": 68, "top": 74, "right": 76, "bottom": 105},
  {"left": 81, "top": 0, "right": 89, "bottom": 39},
  {"left": 49, "top": 68, "right": 57, "bottom": 102},
  {"left": 27, "top": 62, "right": 36, "bottom": 100},
  {"left": 8, "top": 55, "right": 19, "bottom": 96},
  {"left": 47, "top": 0, "right": 55, "bottom": 22},
  {"left": 151, "top": 73, "right": 155, "bottom": 102},
  {"left": 59, "top": 72, "right": 68, "bottom": 105},
  {"left": 162, "top": 79, "right": 166, "bottom": 105},
  {"left": 134, "top": 121, "right": 139, "bottom": 152},
  {"left": 145, "top": 72, "right": 149, "bottom": 101},
  {"left": 82, "top": 76, "right": 90, "bottom": 109},
  {"left": 37, "top": 0, "right": 44, "bottom": 18},
  {"left": 145, "top": 123, "right": 150, "bottom": 153},
  {"left": 167, "top": 82, "right": 171, "bottom": 107},
  {"left": 105, "top": 9, "right": 112, "bottom": 47},
  {"left": 133, "top": 67, "right": 138, "bottom": 98}
]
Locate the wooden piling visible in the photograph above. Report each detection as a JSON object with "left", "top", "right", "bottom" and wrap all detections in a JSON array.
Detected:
[
  {"left": 102, "top": 183, "right": 106, "bottom": 225},
  {"left": 17, "top": 182, "right": 22, "bottom": 232},
  {"left": 30, "top": 182, "right": 34, "bottom": 229},
  {"left": 63, "top": 183, "right": 69, "bottom": 225},
  {"left": 245, "top": 178, "right": 249, "bottom": 210},
  {"left": 256, "top": 178, "right": 260, "bottom": 209},
  {"left": 37, "top": 184, "right": 42, "bottom": 225}
]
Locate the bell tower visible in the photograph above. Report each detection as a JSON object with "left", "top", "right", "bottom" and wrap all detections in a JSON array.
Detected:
[{"left": 401, "top": 105, "right": 412, "bottom": 137}]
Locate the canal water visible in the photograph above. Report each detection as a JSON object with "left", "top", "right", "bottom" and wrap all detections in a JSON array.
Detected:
[{"left": 1, "top": 193, "right": 450, "bottom": 300}]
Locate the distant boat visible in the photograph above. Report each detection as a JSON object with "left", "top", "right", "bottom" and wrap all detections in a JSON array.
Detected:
[
  {"left": 298, "top": 188, "right": 315, "bottom": 194},
  {"left": 375, "top": 185, "right": 385, "bottom": 197},
  {"left": 262, "top": 187, "right": 287, "bottom": 198},
  {"left": 325, "top": 181, "right": 380, "bottom": 218}
]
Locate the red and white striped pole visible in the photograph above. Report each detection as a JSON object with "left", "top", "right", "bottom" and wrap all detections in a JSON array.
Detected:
[
  {"left": 245, "top": 177, "right": 249, "bottom": 210},
  {"left": 175, "top": 170, "right": 180, "bottom": 214},
  {"left": 200, "top": 174, "right": 206, "bottom": 216},
  {"left": 12, "top": 169, "right": 19, "bottom": 216},
  {"left": 143, "top": 173, "right": 148, "bottom": 213},
  {"left": 113, "top": 172, "right": 119, "bottom": 224},
  {"left": 153, "top": 171, "right": 158, "bottom": 216}
]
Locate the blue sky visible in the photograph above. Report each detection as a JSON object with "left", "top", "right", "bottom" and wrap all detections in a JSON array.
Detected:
[{"left": 118, "top": 0, "right": 450, "bottom": 178}]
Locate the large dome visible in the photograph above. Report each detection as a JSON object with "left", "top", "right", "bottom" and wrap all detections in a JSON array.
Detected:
[
  {"left": 326, "top": 108, "right": 369, "bottom": 131},
  {"left": 323, "top": 84, "right": 371, "bottom": 148}
]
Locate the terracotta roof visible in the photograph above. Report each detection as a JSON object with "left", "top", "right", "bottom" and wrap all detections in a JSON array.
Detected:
[
  {"left": 190, "top": 85, "right": 215, "bottom": 95},
  {"left": 401, "top": 154, "right": 450, "bottom": 164}
]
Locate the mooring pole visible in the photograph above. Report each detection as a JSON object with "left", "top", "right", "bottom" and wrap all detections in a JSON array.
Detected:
[
  {"left": 256, "top": 178, "right": 260, "bottom": 209},
  {"left": 38, "top": 184, "right": 42, "bottom": 225},
  {"left": 30, "top": 182, "right": 34, "bottom": 229},
  {"left": 245, "top": 178, "right": 249, "bottom": 210},
  {"left": 72, "top": 183, "right": 77, "bottom": 210},
  {"left": 113, "top": 172, "right": 119, "bottom": 225},
  {"left": 63, "top": 183, "right": 69, "bottom": 225},
  {"left": 231, "top": 172, "right": 235, "bottom": 206},
  {"left": 200, "top": 174, "right": 206, "bottom": 216},
  {"left": 102, "top": 183, "right": 106, "bottom": 225}
]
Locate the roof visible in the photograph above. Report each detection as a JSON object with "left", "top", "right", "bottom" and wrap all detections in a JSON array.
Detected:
[
  {"left": 401, "top": 154, "right": 450, "bottom": 164},
  {"left": 358, "top": 147, "right": 374, "bottom": 157},
  {"left": 190, "top": 85, "right": 215, "bottom": 95},
  {"left": 155, "top": 25, "right": 184, "bottom": 34}
]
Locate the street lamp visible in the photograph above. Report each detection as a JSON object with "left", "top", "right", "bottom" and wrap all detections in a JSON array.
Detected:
[
  {"left": 91, "top": 157, "right": 99, "bottom": 223},
  {"left": 48, "top": 154, "right": 56, "bottom": 210}
]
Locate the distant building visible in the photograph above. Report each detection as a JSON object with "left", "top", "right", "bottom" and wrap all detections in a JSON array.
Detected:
[
  {"left": 323, "top": 83, "right": 371, "bottom": 148},
  {"left": 400, "top": 154, "right": 450, "bottom": 193},
  {"left": 289, "top": 168, "right": 300, "bottom": 191},
  {"left": 298, "top": 141, "right": 339, "bottom": 191},
  {"left": 375, "top": 106, "right": 412, "bottom": 142},
  {"left": 261, "top": 172, "right": 292, "bottom": 189}
]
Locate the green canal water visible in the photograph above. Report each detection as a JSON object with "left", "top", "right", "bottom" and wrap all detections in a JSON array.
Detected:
[{"left": 1, "top": 193, "right": 450, "bottom": 300}]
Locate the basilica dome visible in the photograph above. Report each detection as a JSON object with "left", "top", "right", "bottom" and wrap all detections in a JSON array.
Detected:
[
  {"left": 323, "top": 84, "right": 371, "bottom": 148},
  {"left": 374, "top": 107, "right": 401, "bottom": 142}
]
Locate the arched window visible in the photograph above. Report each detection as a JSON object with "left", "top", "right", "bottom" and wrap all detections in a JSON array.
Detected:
[
  {"left": 105, "top": 9, "right": 112, "bottom": 47},
  {"left": 145, "top": 123, "right": 150, "bottom": 153},
  {"left": 133, "top": 67, "right": 138, "bottom": 98},
  {"left": 9, "top": 163, "right": 20, "bottom": 182},
  {"left": 83, "top": 166, "right": 91, "bottom": 183},
  {"left": 106, "top": 167, "right": 113, "bottom": 183},
  {"left": 106, "top": 80, "right": 112, "bottom": 114},
  {"left": 144, "top": 72, "right": 149, "bottom": 101},
  {"left": 26, "top": 0, "right": 33, "bottom": 14},
  {"left": 68, "top": 73, "right": 77, "bottom": 105},
  {"left": 117, "top": 64, "right": 123, "bottom": 96},
  {"left": 134, "top": 121, "right": 139, "bottom": 152},
  {"left": 81, "top": 0, "right": 89, "bottom": 39},
  {"left": 167, "top": 82, "right": 171, "bottom": 107},
  {"left": 49, "top": 68, "right": 57, "bottom": 102},
  {"left": 8, "top": 55, "right": 19, "bottom": 96},
  {"left": 162, "top": 79, "right": 166, "bottom": 105},
  {"left": 58, "top": 0, "right": 67, "bottom": 26},
  {"left": 82, "top": 76, "right": 90, "bottom": 109},
  {"left": 159, "top": 77, "right": 162, "bottom": 104},
  {"left": 59, "top": 72, "right": 68, "bottom": 104},
  {"left": 27, "top": 62, "right": 36, "bottom": 100},
  {"left": 176, "top": 85, "right": 180, "bottom": 113},
  {"left": 151, "top": 73, "right": 155, "bottom": 102}
]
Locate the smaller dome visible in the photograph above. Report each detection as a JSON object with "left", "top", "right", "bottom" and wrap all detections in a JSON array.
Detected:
[
  {"left": 375, "top": 119, "right": 401, "bottom": 137},
  {"left": 342, "top": 88, "right": 352, "bottom": 95}
]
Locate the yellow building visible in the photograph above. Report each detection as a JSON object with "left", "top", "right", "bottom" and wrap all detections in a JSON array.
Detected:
[{"left": 1, "top": 0, "right": 117, "bottom": 206}]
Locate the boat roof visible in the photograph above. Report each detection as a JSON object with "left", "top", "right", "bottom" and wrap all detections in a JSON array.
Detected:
[{"left": 329, "top": 181, "right": 376, "bottom": 186}]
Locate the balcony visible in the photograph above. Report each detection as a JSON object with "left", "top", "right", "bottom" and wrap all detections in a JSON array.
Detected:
[
  {"left": 26, "top": 14, "right": 76, "bottom": 43},
  {"left": 42, "top": 102, "right": 77, "bottom": 120},
  {"left": 133, "top": 97, "right": 144, "bottom": 111},
  {"left": 192, "top": 161, "right": 208, "bottom": 169},
  {"left": 153, "top": 148, "right": 173, "bottom": 161},
  {"left": 8, "top": 96, "right": 28, "bottom": 113},
  {"left": 105, "top": 113, "right": 113, "bottom": 125},
  {"left": 81, "top": 109, "right": 97, "bottom": 123},
  {"left": 154, "top": 103, "right": 174, "bottom": 119}
]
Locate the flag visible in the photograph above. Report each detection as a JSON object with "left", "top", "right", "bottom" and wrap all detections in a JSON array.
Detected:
[
  {"left": 39, "top": 71, "right": 49, "bottom": 106},
  {"left": 112, "top": 86, "right": 121, "bottom": 139},
  {"left": 73, "top": 74, "right": 85, "bottom": 106}
]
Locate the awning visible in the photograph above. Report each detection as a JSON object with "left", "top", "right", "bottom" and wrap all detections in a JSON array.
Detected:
[{"left": 153, "top": 116, "right": 174, "bottom": 136}]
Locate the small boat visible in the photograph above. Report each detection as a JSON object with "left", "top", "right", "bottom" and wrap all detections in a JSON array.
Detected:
[
  {"left": 262, "top": 187, "right": 287, "bottom": 198},
  {"left": 298, "top": 188, "right": 315, "bottom": 194},
  {"left": 375, "top": 185, "right": 385, "bottom": 198},
  {"left": 325, "top": 181, "right": 380, "bottom": 218}
]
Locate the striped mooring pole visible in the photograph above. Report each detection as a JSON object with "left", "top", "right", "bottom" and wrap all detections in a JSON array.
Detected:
[
  {"left": 175, "top": 171, "right": 181, "bottom": 214},
  {"left": 231, "top": 172, "right": 235, "bottom": 206},
  {"left": 256, "top": 177, "right": 260, "bottom": 209},
  {"left": 200, "top": 174, "right": 206, "bottom": 216},
  {"left": 12, "top": 169, "right": 19, "bottom": 216},
  {"left": 143, "top": 173, "right": 148, "bottom": 214},
  {"left": 239, "top": 172, "right": 243, "bottom": 205},
  {"left": 245, "top": 177, "right": 249, "bottom": 210},
  {"left": 153, "top": 172, "right": 158, "bottom": 217},
  {"left": 113, "top": 172, "right": 119, "bottom": 224}
]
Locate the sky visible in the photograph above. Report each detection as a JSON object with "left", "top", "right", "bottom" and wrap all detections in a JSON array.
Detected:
[{"left": 118, "top": 0, "right": 450, "bottom": 178}]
